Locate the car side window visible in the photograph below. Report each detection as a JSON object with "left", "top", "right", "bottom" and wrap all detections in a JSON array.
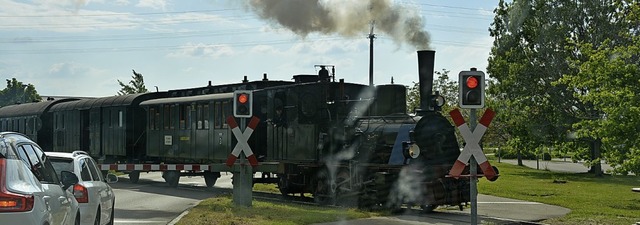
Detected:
[
  {"left": 79, "top": 159, "right": 92, "bottom": 181},
  {"left": 85, "top": 158, "right": 103, "bottom": 182},
  {"left": 14, "top": 144, "right": 31, "bottom": 166},
  {"left": 18, "top": 144, "right": 59, "bottom": 184}
]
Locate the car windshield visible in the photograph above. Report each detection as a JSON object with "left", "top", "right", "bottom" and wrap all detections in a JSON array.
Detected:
[{"left": 49, "top": 157, "right": 74, "bottom": 174}]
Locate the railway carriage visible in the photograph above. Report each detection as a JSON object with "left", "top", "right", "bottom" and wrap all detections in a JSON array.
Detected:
[{"left": 0, "top": 98, "right": 77, "bottom": 151}]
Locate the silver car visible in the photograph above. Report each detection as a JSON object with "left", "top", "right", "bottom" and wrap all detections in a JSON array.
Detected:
[
  {"left": 47, "top": 151, "right": 117, "bottom": 225},
  {"left": 0, "top": 132, "right": 80, "bottom": 225}
]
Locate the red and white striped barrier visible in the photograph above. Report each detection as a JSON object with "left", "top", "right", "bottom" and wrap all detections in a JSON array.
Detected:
[
  {"left": 99, "top": 164, "right": 211, "bottom": 171},
  {"left": 449, "top": 108, "right": 497, "bottom": 180},
  {"left": 226, "top": 116, "right": 260, "bottom": 167}
]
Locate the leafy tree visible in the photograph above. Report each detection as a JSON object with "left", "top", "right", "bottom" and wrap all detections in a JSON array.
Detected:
[
  {"left": 488, "top": 0, "right": 637, "bottom": 175},
  {"left": 0, "top": 78, "right": 41, "bottom": 107},
  {"left": 558, "top": 37, "right": 640, "bottom": 174},
  {"left": 117, "top": 70, "right": 148, "bottom": 95}
]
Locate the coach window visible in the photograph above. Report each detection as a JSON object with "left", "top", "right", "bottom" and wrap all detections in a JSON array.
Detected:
[
  {"left": 214, "top": 101, "right": 221, "bottom": 128},
  {"left": 196, "top": 104, "right": 203, "bottom": 129},
  {"left": 163, "top": 105, "right": 170, "bottom": 130},
  {"left": 179, "top": 104, "right": 190, "bottom": 130},
  {"left": 119, "top": 110, "right": 123, "bottom": 128},
  {"left": 203, "top": 103, "right": 210, "bottom": 129},
  {"left": 26, "top": 118, "right": 32, "bottom": 135},
  {"left": 150, "top": 106, "right": 160, "bottom": 130},
  {"left": 222, "top": 101, "right": 230, "bottom": 127},
  {"left": 148, "top": 107, "right": 154, "bottom": 130},
  {"left": 171, "top": 105, "right": 177, "bottom": 129},
  {"left": 106, "top": 109, "right": 112, "bottom": 128}
]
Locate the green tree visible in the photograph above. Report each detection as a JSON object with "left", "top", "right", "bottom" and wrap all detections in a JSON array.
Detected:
[
  {"left": 117, "top": 69, "right": 148, "bottom": 95},
  {"left": 488, "top": 0, "right": 636, "bottom": 174},
  {"left": 0, "top": 78, "right": 41, "bottom": 107},
  {"left": 558, "top": 37, "right": 640, "bottom": 174}
]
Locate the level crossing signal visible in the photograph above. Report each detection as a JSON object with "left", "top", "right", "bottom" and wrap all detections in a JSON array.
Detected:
[
  {"left": 459, "top": 70, "right": 485, "bottom": 108},
  {"left": 233, "top": 90, "right": 253, "bottom": 118}
]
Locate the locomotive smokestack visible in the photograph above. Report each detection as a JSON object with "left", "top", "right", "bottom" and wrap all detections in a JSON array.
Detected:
[{"left": 417, "top": 50, "right": 435, "bottom": 115}]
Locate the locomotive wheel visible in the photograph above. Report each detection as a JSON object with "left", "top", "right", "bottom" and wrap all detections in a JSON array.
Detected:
[
  {"left": 204, "top": 172, "right": 220, "bottom": 188},
  {"left": 421, "top": 204, "right": 437, "bottom": 213},
  {"left": 163, "top": 171, "right": 180, "bottom": 188},
  {"left": 335, "top": 169, "right": 356, "bottom": 207},
  {"left": 278, "top": 175, "right": 289, "bottom": 196},
  {"left": 128, "top": 171, "right": 140, "bottom": 183},
  {"left": 313, "top": 169, "right": 334, "bottom": 205}
]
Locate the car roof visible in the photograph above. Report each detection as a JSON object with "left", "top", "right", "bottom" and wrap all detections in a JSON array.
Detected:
[
  {"left": 45, "top": 151, "right": 91, "bottom": 159},
  {"left": 0, "top": 132, "right": 40, "bottom": 159}
]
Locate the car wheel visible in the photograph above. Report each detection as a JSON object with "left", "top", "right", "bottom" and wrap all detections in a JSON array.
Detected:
[
  {"left": 75, "top": 212, "right": 81, "bottom": 225},
  {"left": 94, "top": 207, "right": 101, "bottom": 225}
]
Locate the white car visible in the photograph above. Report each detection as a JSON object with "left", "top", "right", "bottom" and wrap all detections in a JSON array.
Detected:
[
  {"left": 0, "top": 132, "right": 81, "bottom": 225},
  {"left": 47, "top": 151, "right": 117, "bottom": 225}
]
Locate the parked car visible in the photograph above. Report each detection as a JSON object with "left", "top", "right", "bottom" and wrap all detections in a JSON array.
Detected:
[
  {"left": 0, "top": 132, "right": 80, "bottom": 225},
  {"left": 47, "top": 151, "right": 117, "bottom": 225}
]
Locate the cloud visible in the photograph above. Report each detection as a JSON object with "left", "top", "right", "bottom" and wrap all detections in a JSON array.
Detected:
[
  {"left": 167, "top": 43, "right": 235, "bottom": 58},
  {"left": 136, "top": 0, "right": 167, "bottom": 10},
  {"left": 35, "top": 62, "right": 119, "bottom": 96},
  {"left": 0, "top": 0, "right": 141, "bottom": 32}
]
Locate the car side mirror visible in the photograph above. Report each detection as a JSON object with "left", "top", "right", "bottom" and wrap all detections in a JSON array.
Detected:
[
  {"left": 105, "top": 173, "right": 118, "bottom": 184},
  {"left": 60, "top": 170, "right": 79, "bottom": 190}
]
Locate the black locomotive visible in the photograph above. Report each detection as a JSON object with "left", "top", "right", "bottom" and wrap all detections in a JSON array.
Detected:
[{"left": 0, "top": 50, "right": 481, "bottom": 211}]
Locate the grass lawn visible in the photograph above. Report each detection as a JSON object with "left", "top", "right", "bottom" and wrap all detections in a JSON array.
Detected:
[
  {"left": 175, "top": 195, "right": 381, "bottom": 225},
  {"left": 177, "top": 161, "right": 640, "bottom": 225},
  {"left": 479, "top": 162, "right": 640, "bottom": 225}
]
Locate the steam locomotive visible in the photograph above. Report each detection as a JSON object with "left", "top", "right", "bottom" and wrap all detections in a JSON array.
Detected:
[{"left": 0, "top": 50, "right": 480, "bottom": 211}]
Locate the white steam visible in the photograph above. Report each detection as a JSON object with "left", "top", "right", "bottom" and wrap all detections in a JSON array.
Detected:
[{"left": 243, "top": 0, "right": 430, "bottom": 49}]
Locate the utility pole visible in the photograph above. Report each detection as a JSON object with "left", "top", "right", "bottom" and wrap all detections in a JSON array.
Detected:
[{"left": 368, "top": 20, "right": 376, "bottom": 87}]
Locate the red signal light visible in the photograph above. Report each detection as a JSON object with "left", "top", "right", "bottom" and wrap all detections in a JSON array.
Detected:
[
  {"left": 238, "top": 94, "right": 248, "bottom": 104},
  {"left": 466, "top": 76, "right": 479, "bottom": 89}
]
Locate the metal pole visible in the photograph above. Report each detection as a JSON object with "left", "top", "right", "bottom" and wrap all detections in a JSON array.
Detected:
[
  {"left": 469, "top": 108, "right": 478, "bottom": 225},
  {"left": 233, "top": 118, "right": 253, "bottom": 207},
  {"left": 368, "top": 33, "right": 374, "bottom": 86}
]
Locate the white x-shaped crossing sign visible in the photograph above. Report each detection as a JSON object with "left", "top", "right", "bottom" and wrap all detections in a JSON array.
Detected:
[
  {"left": 449, "top": 108, "right": 497, "bottom": 181},
  {"left": 226, "top": 116, "right": 260, "bottom": 167}
]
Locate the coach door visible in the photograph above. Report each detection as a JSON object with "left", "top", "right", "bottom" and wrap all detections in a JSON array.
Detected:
[
  {"left": 89, "top": 109, "right": 102, "bottom": 157},
  {"left": 211, "top": 100, "right": 231, "bottom": 161},
  {"left": 193, "top": 102, "right": 209, "bottom": 160}
]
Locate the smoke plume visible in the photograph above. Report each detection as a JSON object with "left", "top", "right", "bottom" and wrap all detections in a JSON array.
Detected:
[{"left": 243, "top": 0, "right": 430, "bottom": 49}]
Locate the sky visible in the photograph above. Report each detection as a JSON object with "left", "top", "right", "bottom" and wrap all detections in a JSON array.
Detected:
[{"left": 0, "top": 0, "right": 500, "bottom": 97}]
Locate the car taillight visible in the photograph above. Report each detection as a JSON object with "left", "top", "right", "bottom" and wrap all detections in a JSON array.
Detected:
[
  {"left": 73, "top": 184, "right": 88, "bottom": 203},
  {"left": 0, "top": 159, "right": 35, "bottom": 212}
]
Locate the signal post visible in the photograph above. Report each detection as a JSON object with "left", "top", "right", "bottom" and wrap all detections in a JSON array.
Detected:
[
  {"left": 454, "top": 69, "right": 497, "bottom": 225},
  {"left": 229, "top": 90, "right": 257, "bottom": 207}
]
